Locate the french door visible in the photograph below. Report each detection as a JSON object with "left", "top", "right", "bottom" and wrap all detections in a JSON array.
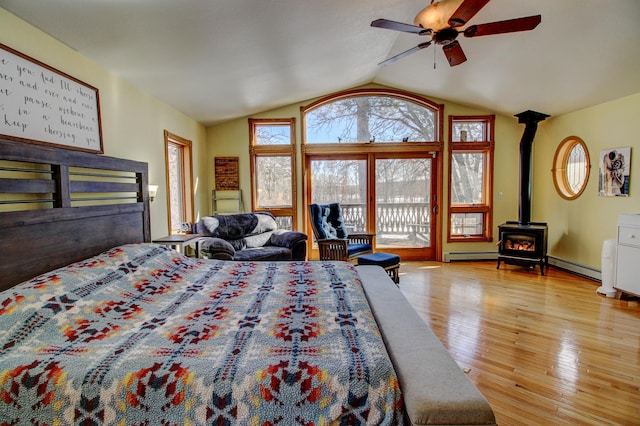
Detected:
[{"left": 307, "top": 153, "right": 437, "bottom": 260}]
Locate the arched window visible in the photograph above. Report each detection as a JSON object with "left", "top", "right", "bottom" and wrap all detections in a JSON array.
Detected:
[
  {"left": 301, "top": 89, "right": 443, "bottom": 260},
  {"left": 552, "top": 136, "right": 590, "bottom": 200},
  {"left": 303, "top": 89, "right": 442, "bottom": 144}
]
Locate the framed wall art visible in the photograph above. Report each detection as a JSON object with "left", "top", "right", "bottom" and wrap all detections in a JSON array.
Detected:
[
  {"left": 0, "top": 43, "right": 103, "bottom": 153},
  {"left": 599, "top": 146, "right": 631, "bottom": 197},
  {"left": 214, "top": 157, "right": 240, "bottom": 190}
]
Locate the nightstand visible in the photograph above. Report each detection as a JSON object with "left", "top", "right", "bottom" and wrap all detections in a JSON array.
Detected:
[{"left": 152, "top": 234, "right": 203, "bottom": 257}]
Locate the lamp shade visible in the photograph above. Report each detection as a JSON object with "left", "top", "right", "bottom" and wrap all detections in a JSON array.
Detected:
[{"left": 148, "top": 184, "right": 158, "bottom": 201}]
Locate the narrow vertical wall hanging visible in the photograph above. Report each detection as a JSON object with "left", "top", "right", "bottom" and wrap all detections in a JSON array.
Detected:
[
  {"left": 214, "top": 157, "right": 240, "bottom": 190},
  {"left": 599, "top": 146, "right": 631, "bottom": 196}
]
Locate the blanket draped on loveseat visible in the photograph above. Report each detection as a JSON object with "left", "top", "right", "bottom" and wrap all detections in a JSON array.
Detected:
[{"left": 195, "top": 212, "right": 307, "bottom": 261}]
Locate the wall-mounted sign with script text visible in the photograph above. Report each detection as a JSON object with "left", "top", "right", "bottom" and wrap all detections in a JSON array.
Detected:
[{"left": 0, "top": 43, "right": 103, "bottom": 153}]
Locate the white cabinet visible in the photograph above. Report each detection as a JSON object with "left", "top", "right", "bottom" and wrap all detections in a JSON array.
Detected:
[{"left": 615, "top": 214, "right": 640, "bottom": 297}]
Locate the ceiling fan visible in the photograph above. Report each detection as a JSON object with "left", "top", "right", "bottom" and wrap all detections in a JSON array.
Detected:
[{"left": 371, "top": 0, "right": 541, "bottom": 67}]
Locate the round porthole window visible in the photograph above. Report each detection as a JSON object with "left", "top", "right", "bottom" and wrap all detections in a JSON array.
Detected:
[{"left": 552, "top": 136, "right": 590, "bottom": 200}]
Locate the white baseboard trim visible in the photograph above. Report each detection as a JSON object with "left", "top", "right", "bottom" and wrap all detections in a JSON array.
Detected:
[{"left": 442, "top": 251, "right": 601, "bottom": 282}]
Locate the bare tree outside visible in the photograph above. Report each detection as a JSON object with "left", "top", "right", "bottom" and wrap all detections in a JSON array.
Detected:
[
  {"left": 306, "top": 96, "right": 436, "bottom": 143},
  {"left": 450, "top": 121, "right": 485, "bottom": 205},
  {"left": 167, "top": 143, "right": 184, "bottom": 231},
  {"left": 256, "top": 125, "right": 290, "bottom": 145},
  {"left": 307, "top": 96, "right": 437, "bottom": 206},
  {"left": 256, "top": 156, "right": 291, "bottom": 207}
]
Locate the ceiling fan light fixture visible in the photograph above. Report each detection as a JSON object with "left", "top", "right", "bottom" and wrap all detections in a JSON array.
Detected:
[{"left": 414, "top": 0, "right": 465, "bottom": 31}]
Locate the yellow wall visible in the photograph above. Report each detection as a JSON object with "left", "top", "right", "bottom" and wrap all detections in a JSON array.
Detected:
[
  {"left": 440, "top": 99, "right": 524, "bottom": 256},
  {"left": 1, "top": 9, "right": 208, "bottom": 239},
  {"left": 534, "top": 93, "right": 640, "bottom": 269},
  {"left": 206, "top": 103, "right": 301, "bottom": 215},
  {"left": 206, "top": 84, "right": 526, "bottom": 259}
]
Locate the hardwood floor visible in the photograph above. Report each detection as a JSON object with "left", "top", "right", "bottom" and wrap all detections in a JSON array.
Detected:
[{"left": 396, "top": 260, "right": 640, "bottom": 426}]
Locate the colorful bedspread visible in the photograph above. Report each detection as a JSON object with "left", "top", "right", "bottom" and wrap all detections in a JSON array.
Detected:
[{"left": 0, "top": 243, "right": 403, "bottom": 425}]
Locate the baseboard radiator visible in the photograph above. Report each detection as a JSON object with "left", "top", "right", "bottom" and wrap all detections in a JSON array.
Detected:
[
  {"left": 548, "top": 256, "right": 600, "bottom": 281},
  {"left": 443, "top": 251, "right": 498, "bottom": 262},
  {"left": 442, "top": 252, "right": 600, "bottom": 282}
]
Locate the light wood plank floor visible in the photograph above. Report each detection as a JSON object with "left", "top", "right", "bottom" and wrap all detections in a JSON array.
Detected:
[{"left": 396, "top": 260, "right": 640, "bottom": 426}]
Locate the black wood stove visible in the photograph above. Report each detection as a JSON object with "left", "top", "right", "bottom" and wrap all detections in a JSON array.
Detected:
[
  {"left": 497, "top": 221, "right": 548, "bottom": 274},
  {"left": 497, "top": 110, "right": 549, "bottom": 275}
]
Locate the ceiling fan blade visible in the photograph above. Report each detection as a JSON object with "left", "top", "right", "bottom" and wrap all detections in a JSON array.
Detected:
[
  {"left": 442, "top": 41, "right": 467, "bottom": 66},
  {"left": 371, "top": 18, "right": 432, "bottom": 35},
  {"left": 378, "top": 41, "right": 432, "bottom": 66},
  {"left": 464, "top": 15, "right": 541, "bottom": 37},
  {"left": 448, "top": 0, "right": 490, "bottom": 28}
]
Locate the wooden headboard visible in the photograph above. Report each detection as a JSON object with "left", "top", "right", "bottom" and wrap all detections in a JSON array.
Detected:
[{"left": 0, "top": 138, "right": 151, "bottom": 291}]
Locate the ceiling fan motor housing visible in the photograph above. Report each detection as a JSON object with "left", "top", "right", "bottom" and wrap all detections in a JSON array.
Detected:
[{"left": 433, "top": 27, "right": 459, "bottom": 45}]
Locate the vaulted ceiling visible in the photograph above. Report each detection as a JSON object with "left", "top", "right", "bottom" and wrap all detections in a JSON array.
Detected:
[{"left": 2, "top": 0, "right": 639, "bottom": 125}]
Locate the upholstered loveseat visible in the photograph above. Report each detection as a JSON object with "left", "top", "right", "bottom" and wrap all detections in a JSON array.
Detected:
[{"left": 194, "top": 212, "right": 307, "bottom": 261}]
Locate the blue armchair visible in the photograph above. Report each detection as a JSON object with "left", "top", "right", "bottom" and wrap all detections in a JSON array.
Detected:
[{"left": 309, "top": 203, "right": 374, "bottom": 262}]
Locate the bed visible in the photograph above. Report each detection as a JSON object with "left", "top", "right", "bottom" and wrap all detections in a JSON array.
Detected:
[
  {"left": 0, "top": 138, "right": 495, "bottom": 425},
  {"left": 0, "top": 243, "right": 403, "bottom": 424}
]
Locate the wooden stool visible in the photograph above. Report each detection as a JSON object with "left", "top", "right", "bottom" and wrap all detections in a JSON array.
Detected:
[{"left": 357, "top": 252, "right": 400, "bottom": 284}]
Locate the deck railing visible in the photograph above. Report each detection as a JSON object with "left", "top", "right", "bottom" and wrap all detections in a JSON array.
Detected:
[{"left": 340, "top": 202, "right": 431, "bottom": 246}]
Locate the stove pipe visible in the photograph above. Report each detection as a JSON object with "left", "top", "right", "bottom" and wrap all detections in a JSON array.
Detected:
[{"left": 514, "top": 110, "right": 549, "bottom": 225}]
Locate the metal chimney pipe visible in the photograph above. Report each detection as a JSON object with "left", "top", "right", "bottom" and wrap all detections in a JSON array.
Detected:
[{"left": 514, "top": 110, "right": 549, "bottom": 225}]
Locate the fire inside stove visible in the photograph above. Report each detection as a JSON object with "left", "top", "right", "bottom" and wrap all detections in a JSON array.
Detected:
[{"left": 503, "top": 234, "right": 536, "bottom": 251}]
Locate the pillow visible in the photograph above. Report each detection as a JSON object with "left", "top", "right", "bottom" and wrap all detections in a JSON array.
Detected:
[
  {"left": 199, "top": 237, "right": 235, "bottom": 258},
  {"left": 269, "top": 230, "right": 308, "bottom": 248},
  {"left": 310, "top": 203, "right": 349, "bottom": 240},
  {"left": 325, "top": 203, "right": 349, "bottom": 239}
]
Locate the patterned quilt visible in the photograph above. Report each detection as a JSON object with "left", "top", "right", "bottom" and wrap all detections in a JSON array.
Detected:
[{"left": 0, "top": 243, "right": 403, "bottom": 425}]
